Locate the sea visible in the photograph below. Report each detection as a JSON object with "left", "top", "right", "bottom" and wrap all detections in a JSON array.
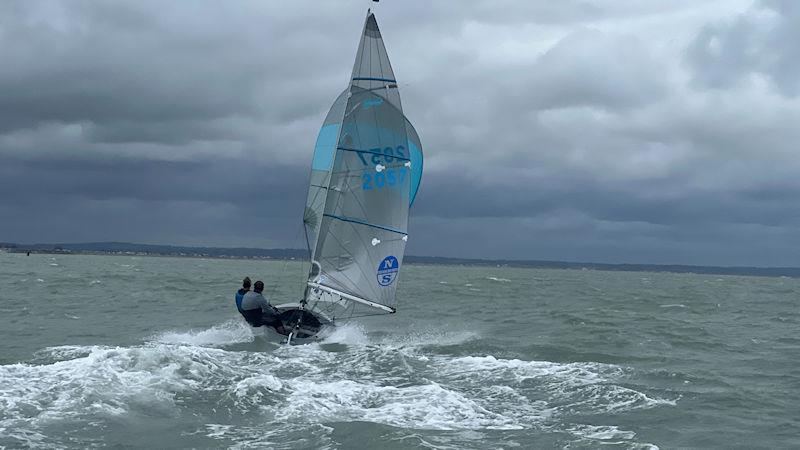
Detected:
[{"left": 0, "top": 252, "right": 798, "bottom": 449}]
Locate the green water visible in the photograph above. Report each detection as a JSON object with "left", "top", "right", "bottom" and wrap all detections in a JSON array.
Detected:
[{"left": 1, "top": 252, "right": 798, "bottom": 448}]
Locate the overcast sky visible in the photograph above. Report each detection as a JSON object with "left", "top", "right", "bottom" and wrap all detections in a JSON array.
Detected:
[{"left": 1, "top": 0, "right": 799, "bottom": 266}]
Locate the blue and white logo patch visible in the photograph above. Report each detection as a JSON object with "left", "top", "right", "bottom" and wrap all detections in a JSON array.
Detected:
[{"left": 377, "top": 255, "right": 399, "bottom": 286}]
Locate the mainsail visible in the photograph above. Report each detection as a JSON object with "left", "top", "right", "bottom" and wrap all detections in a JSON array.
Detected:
[{"left": 302, "top": 11, "right": 423, "bottom": 319}]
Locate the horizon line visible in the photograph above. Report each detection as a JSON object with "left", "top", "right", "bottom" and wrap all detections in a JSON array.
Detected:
[{"left": 2, "top": 240, "right": 799, "bottom": 272}]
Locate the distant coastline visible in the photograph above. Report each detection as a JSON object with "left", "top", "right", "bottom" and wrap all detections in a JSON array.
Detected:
[{"left": 1, "top": 241, "right": 798, "bottom": 278}]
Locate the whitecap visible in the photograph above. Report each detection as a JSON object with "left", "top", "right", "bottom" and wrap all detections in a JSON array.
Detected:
[
  {"left": 276, "top": 379, "right": 527, "bottom": 431},
  {"left": 431, "top": 354, "right": 674, "bottom": 417},
  {"left": 152, "top": 320, "right": 256, "bottom": 347},
  {"left": 204, "top": 424, "right": 234, "bottom": 438},
  {"left": 320, "top": 322, "right": 369, "bottom": 346},
  {"left": 0, "top": 344, "right": 245, "bottom": 432},
  {"left": 568, "top": 424, "right": 636, "bottom": 440},
  {"left": 487, "top": 277, "right": 511, "bottom": 282},
  {"left": 233, "top": 374, "right": 284, "bottom": 406},
  {"left": 375, "top": 329, "right": 479, "bottom": 348}
]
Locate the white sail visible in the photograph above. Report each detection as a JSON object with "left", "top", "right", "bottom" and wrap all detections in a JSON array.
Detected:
[{"left": 302, "top": 11, "right": 423, "bottom": 319}]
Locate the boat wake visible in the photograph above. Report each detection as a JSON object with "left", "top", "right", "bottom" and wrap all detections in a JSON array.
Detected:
[
  {"left": 152, "top": 320, "right": 258, "bottom": 347},
  {"left": 0, "top": 322, "right": 672, "bottom": 448}
]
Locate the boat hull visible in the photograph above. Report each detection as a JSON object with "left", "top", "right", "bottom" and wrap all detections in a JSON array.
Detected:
[{"left": 273, "top": 303, "right": 334, "bottom": 343}]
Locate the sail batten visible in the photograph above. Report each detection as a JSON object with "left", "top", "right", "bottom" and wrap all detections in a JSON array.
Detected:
[
  {"left": 352, "top": 77, "right": 397, "bottom": 82},
  {"left": 337, "top": 146, "right": 411, "bottom": 162},
  {"left": 323, "top": 213, "right": 407, "bottom": 235}
]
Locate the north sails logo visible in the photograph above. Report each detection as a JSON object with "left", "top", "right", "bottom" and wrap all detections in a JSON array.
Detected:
[{"left": 377, "top": 255, "right": 399, "bottom": 286}]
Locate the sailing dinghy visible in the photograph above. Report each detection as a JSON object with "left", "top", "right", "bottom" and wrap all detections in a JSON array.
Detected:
[{"left": 272, "top": 9, "right": 423, "bottom": 343}]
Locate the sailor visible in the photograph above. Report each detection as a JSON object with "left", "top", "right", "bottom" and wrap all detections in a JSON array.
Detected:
[
  {"left": 240, "top": 280, "right": 286, "bottom": 334},
  {"left": 234, "top": 277, "right": 251, "bottom": 313}
]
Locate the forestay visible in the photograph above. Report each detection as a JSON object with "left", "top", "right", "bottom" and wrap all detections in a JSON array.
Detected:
[{"left": 302, "top": 12, "right": 423, "bottom": 319}]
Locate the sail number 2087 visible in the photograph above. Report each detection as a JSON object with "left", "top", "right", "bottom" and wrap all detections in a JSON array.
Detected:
[
  {"left": 359, "top": 145, "right": 408, "bottom": 191},
  {"left": 363, "top": 168, "right": 407, "bottom": 190}
]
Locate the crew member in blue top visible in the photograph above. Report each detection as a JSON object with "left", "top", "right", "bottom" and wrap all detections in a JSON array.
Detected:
[{"left": 235, "top": 277, "right": 251, "bottom": 313}]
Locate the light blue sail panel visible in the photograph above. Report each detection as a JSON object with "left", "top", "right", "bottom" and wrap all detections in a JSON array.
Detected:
[
  {"left": 405, "top": 120, "right": 424, "bottom": 206},
  {"left": 304, "top": 90, "right": 349, "bottom": 253},
  {"left": 311, "top": 124, "right": 340, "bottom": 171}
]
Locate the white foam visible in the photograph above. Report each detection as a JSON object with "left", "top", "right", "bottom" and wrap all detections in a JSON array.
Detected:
[
  {"left": 487, "top": 277, "right": 511, "bottom": 282},
  {"left": 320, "top": 322, "right": 369, "bottom": 346},
  {"left": 202, "top": 422, "right": 335, "bottom": 449},
  {"left": 0, "top": 320, "right": 675, "bottom": 447},
  {"left": 567, "top": 424, "right": 661, "bottom": 448},
  {"left": 233, "top": 374, "right": 284, "bottom": 408},
  {"left": 440, "top": 355, "right": 613, "bottom": 386},
  {"left": 152, "top": 320, "right": 256, "bottom": 347},
  {"left": 433, "top": 355, "right": 673, "bottom": 416},
  {"left": 0, "top": 342, "right": 284, "bottom": 431},
  {"left": 0, "top": 344, "right": 232, "bottom": 433},
  {"left": 204, "top": 423, "right": 234, "bottom": 438},
  {"left": 568, "top": 384, "right": 676, "bottom": 413},
  {"left": 376, "top": 329, "right": 479, "bottom": 349},
  {"left": 659, "top": 304, "right": 687, "bottom": 308},
  {"left": 568, "top": 424, "right": 636, "bottom": 440},
  {"left": 277, "top": 379, "right": 525, "bottom": 431}
]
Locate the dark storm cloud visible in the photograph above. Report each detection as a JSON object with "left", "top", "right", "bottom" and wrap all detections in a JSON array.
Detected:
[
  {"left": 410, "top": 214, "right": 800, "bottom": 266},
  {"left": 415, "top": 165, "right": 800, "bottom": 228},
  {"left": 0, "top": 155, "right": 308, "bottom": 247},
  {"left": 1, "top": 0, "right": 797, "bottom": 266},
  {"left": 0, "top": 155, "right": 306, "bottom": 214},
  {"left": 0, "top": 1, "right": 356, "bottom": 140}
]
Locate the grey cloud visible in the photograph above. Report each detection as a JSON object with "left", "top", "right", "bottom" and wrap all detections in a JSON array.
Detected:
[
  {"left": 414, "top": 165, "right": 800, "bottom": 229},
  {"left": 687, "top": 0, "right": 800, "bottom": 96},
  {"left": 524, "top": 28, "right": 667, "bottom": 110},
  {"left": 0, "top": 154, "right": 308, "bottom": 247},
  {"left": 1, "top": 0, "right": 797, "bottom": 266},
  {"left": 0, "top": 1, "right": 357, "bottom": 141},
  {"left": 407, "top": 214, "right": 800, "bottom": 266},
  {"left": 0, "top": 155, "right": 307, "bottom": 212}
]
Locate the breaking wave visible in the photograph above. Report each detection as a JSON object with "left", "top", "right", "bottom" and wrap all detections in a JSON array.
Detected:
[{"left": 0, "top": 322, "right": 674, "bottom": 448}]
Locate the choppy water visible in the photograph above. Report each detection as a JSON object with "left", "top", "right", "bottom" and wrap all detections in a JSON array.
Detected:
[{"left": 0, "top": 252, "right": 798, "bottom": 449}]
